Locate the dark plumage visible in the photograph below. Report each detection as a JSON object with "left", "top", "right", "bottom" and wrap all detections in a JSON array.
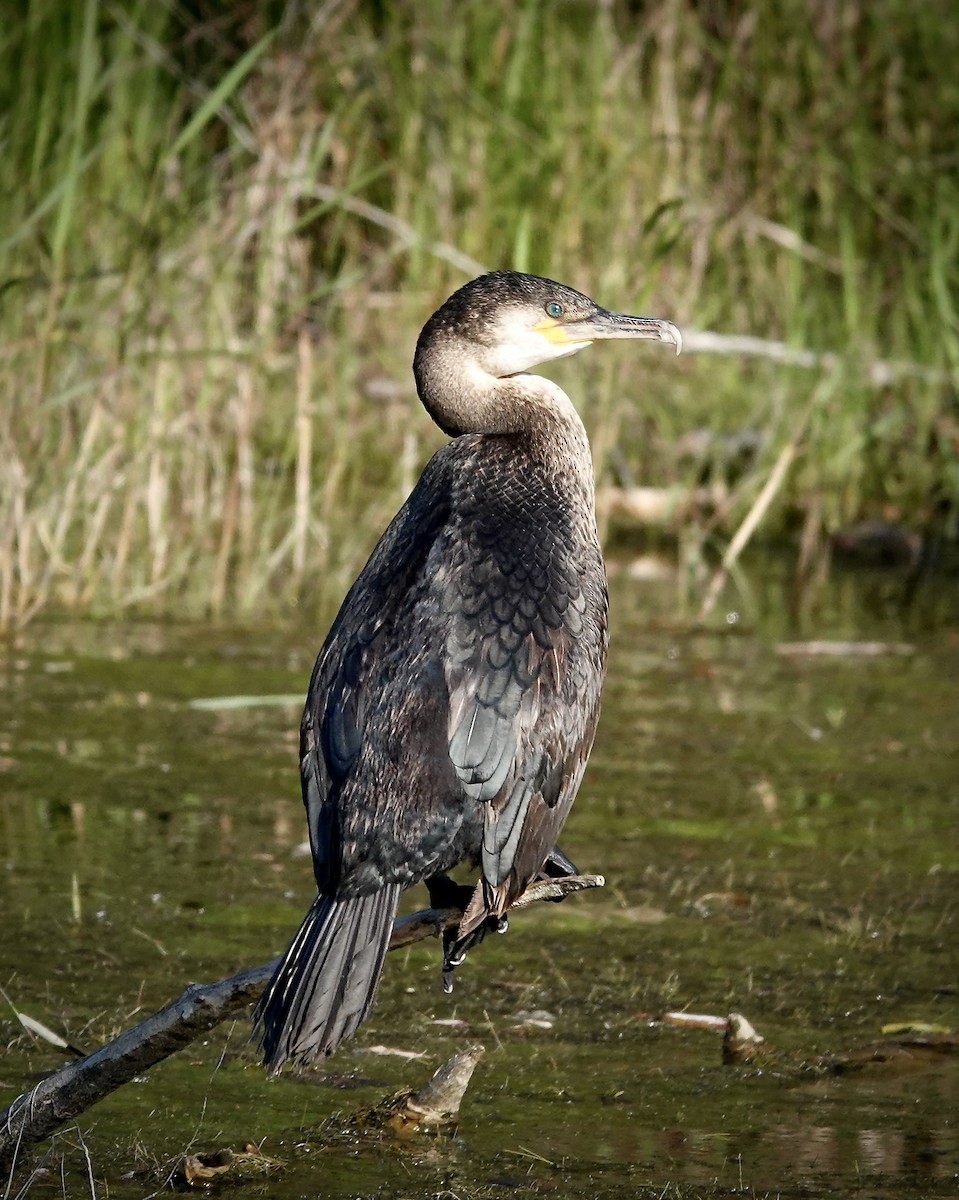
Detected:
[{"left": 254, "top": 271, "right": 681, "bottom": 1072}]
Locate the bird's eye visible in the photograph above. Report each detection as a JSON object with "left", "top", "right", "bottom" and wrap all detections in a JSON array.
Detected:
[{"left": 545, "top": 301, "right": 564, "bottom": 318}]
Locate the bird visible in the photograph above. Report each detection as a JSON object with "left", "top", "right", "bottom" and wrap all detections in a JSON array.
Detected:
[{"left": 253, "top": 270, "right": 681, "bottom": 1072}]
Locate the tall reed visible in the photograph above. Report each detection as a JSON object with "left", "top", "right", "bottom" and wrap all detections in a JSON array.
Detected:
[{"left": 1, "top": 0, "right": 955, "bottom": 627}]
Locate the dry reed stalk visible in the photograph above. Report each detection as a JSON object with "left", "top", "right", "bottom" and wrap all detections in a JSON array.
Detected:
[
  {"left": 67, "top": 436, "right": 124, "bottom": 607},
  {"left": 304, "top": 184, "right": 486, "bottom": 276},
  {"left": 109, "top": 478, "right": 138, "bottom": 604},
  {"left": 697, "top": 440, "right": 802, "bottom": 624},
  {"left": 31, "top": 401, "right": 106, "bottom": 615},
  {"left": 293, "top": 328, "right": 313, "bottom": 581},
  {"left": 74, "top": 486, "right": 114, "bottom": 607},
  {"left": 236, "top": 365, "right": 256, "bottom": 583},
  {"left": 697, "top": 378, "right": 833, "bottom": 624},
  {"left": 0, "top": 459, "right": 27, "bottom": 629},
  {"left": 211, "top": 462, "right": 239, "bottom": 617},
  {"left": 315, "top": 348, "right": 344, "bottom": 572},
  {"left": 147, "top": 364, "right": 171, "bottom": 588},
  {"left": 795, "top": 492, "right": 824, "bottom": 589},
  {"left": 652, "top": 3, "right": 681, "bottom": 189}
]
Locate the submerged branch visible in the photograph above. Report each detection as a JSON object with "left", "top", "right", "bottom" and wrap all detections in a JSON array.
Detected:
[{"left": 0, "top": 873, "right": 603, "bottom": 1172}]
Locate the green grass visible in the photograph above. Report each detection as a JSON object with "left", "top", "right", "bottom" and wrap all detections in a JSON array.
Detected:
[{"left": 0, "top": 0, "right": 956, "bottom": 627}]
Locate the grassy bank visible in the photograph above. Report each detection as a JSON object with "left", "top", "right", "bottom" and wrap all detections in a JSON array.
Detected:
[{"left": 1, "top": 0, "right": 956, "bottom": 627}]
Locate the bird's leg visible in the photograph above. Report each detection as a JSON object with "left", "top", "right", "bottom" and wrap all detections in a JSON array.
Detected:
[
  {"left": 425, "top": 873, "right": 476, "bottom": 987},
  {"left": 434, "top": 847, "right": 580, "bottom": 992},
  {"left": 442, "top": 954, "right": 464, "bottom": 995},
  {"left": 425, "top": 872, "right": 475, "bottom": 914},
  {"left": 440, "top": 916, "right": 501, "bottom": 994}
]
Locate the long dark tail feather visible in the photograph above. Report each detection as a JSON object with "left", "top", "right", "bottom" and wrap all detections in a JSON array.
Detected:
[{"left": 253, "top": 884, "right": 401, "bottom": 1073}]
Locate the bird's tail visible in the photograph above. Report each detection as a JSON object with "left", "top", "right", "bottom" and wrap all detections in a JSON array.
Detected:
[{"left": 253, "top": 884, "right": 401, "bottom": 1073}]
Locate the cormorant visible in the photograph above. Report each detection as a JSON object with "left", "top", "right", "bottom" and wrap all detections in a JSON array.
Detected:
[{"left": 254, "top": 271, "right": 681, "bottom": 1072}]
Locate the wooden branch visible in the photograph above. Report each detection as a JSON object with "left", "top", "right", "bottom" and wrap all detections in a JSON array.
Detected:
[
  {"left": 0, "top": 873, "right": 603, "bottom": 1172},
  {"left": 680, "top": 328, "right": 948, "bottom": 387}
]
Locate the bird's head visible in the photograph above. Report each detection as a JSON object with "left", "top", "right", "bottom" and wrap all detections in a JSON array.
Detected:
[{"left": 420, "top": 271, "right": 682, "bottom": 379}]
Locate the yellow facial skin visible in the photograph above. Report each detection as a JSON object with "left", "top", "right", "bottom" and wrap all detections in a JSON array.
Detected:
[{"left": 531, "top": 316, "right": 592, "bottom": 346}]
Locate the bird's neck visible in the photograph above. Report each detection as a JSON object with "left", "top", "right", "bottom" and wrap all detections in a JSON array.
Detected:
[{"left": 414, "top": 338, "right": 592, "bottom": 458}]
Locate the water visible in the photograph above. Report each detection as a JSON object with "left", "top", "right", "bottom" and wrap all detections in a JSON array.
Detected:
[{"left": 2, "top": 560, "right": 957, "bottom": 1197}]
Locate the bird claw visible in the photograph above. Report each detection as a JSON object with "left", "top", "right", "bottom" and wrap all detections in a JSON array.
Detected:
[{"left": 441, "top": 947, "right": 466, "bottom": 994}]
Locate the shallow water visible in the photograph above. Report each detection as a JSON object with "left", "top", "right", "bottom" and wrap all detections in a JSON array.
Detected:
[{"left": 2, "top": 561, "right": 957, "bottom": 1198}]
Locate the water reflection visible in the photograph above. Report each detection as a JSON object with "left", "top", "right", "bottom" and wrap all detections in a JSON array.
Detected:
[{"left": 634, "top": 1108, "right": 958, "bottom": 1187}]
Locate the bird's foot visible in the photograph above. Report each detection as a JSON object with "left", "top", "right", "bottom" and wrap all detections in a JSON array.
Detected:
[{"left": 440, "top": 907, "right": 507, "bottom": 992}]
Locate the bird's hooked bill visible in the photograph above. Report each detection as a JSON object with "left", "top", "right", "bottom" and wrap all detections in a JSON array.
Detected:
[{"left": 554, "top": 310, "right": 683, "bottom": 355}]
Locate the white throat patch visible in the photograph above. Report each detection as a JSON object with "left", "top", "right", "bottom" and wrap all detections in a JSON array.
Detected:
[{"left": 485, "top": 312, "right": 590, "bottom": 377}]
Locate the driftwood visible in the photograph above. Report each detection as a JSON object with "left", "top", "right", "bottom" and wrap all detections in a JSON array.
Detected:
[
  {"left": 0, "top": 873, "right": 603, "bottom": 1173},
  {"left": 361, "top": 1042, "right": 487, "bottom": 1137}
]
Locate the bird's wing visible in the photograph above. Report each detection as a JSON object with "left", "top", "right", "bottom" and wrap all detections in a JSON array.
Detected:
[
  {"left": 299, "top": 463, "right": 452, "bottom": 893},
  {"left": 442, "top": 503, "right": 607, "bottom": 915}
]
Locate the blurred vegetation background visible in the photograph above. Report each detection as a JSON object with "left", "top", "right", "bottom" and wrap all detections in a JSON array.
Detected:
[{"left": 1, "top": 0, "right": 956, "bottom": 628}]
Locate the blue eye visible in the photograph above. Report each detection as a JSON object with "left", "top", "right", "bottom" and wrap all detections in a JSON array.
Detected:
[{"left": 546, "top": 301, "right": 564, "bottom": 318}]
